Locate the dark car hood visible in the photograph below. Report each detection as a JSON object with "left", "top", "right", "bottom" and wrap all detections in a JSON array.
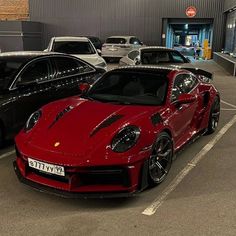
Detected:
[{"left": 27, "top": 97, "right": 159, "bottom": 157}]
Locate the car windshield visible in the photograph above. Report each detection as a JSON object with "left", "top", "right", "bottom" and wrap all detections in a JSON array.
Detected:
[
  {"left": 0, "top": 59, "right": 24, "bottom": 90},
  {"left": 106, "top": 38, "right": 126, "bottom": 44},
  {"left": 53, "top": 41, "right": 96, "bottom": 54},
  {"left": 85, "top": 71, "right": 168, "bottom": 106}
]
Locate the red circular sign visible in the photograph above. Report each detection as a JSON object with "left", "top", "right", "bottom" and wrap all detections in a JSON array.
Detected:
[{"left": 186, "top": 6, "right": 197, "bottom": 18}]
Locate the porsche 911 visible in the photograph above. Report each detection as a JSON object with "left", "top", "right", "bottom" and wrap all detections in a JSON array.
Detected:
[{"left": 14, "top": 66, "right": 220, "bottom": 197}]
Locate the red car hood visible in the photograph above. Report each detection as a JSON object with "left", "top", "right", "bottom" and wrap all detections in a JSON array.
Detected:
[{"left": 27, "top": 98, "right": 157, "bottom": 157}]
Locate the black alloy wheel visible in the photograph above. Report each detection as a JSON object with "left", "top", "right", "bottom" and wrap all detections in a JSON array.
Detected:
[
  {"left": 207, "top": 96, "right": 220, "bottom": 134},
  {"left": 148, "top": 132, "right": 173, "bottom": 185}
]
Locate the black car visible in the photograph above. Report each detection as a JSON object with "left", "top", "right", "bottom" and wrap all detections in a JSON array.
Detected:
[{"left": 0, "top": 51, "right": 105, "bottom": 146}]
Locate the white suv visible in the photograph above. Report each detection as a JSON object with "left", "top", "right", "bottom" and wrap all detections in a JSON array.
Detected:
[
  {"left": 101, "top": 36, "right": 143, "bottom": 61},
  {"left": 45, "top": 36, "right": 107, "bottom": 70}
]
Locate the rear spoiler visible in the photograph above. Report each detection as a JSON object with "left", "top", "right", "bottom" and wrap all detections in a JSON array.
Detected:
[{"left": 181, "top": 67, "right": 213, "bottom": 80}]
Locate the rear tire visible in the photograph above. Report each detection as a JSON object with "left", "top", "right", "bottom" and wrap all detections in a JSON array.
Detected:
[
  {"left": 148, "top": 132, "right": 173, "bottom": 186},
  {"left": 206, "top": 96, "right": 220, "bottom": 134}
]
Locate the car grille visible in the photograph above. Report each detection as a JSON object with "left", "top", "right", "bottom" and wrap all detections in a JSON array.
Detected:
[
  {"left": 26, "top": 165, "right": 130, "bottom": 186},
  {"left": 15, "top": 144, "right": 131, "bottom": 188},
  {"left": 78, "top": 167, "right": 130, "bottom": 187},
  {"left": 18, "top": 156, "right": 130, "bottom": 188}
]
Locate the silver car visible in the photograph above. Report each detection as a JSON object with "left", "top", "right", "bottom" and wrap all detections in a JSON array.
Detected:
[
  {"left": 45, "top": 36, "right": 107, "bottom": 70},
  {"left": 119, "top": 46, "right": 192, "bottom": 67},
  {"left": 101, "top": 36, "right": 143, "bottom": 61}
]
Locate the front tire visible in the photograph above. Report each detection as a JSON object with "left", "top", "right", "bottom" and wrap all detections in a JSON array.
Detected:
[
  {"left": 206, "top": 96, "right": 220, "bottom": 134},
  {"left": 148, "top": 132, "right": 173, "bottom": 185}
]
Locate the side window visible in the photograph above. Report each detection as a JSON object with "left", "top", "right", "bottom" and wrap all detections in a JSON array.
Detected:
[
  {"left": 171, "top": 75, "right": 185, "bottom": 102},
  {"left": 170, "top": 51, "right": 185, "bottom": 63},
  {"left": 53, "top": 57, "right": 94, "bottom": 79},
  {"left": 130, "top": 37, "right": 141, "bottom": 45},
  {"left": 17, "top": 59, "right": 50, "bottom": 86},
  {"left": 141, "top": 51, "right": 170, "bottom": 64},
  {"left": 128, "top": 50, "right": 139, "bottom": 60},
  {"left": 182, "top": 74, "right": 198, "bottom": 93},
  {"left": 156, "top": 51, "right": 170, "bottom": 63},
  {"left": 171, "top": 74, "right": 198, "bottom": 102}
]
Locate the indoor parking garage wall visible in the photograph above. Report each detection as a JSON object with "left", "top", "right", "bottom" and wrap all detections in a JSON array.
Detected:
[
  {"left": 224, "top": 0, "right": 236, "bottom": 11},
  {"left": 29, "top": 0, "right": 225, "bottom": 52}
]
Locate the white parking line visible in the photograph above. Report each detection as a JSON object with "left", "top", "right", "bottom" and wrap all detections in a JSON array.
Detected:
[
  {"left": 0, "top": 150, "right": 15, "bottom": 160},
  {"left": 142, "top": 114, "right": 236, "bottom": 216},
  {"left": 221, "top": 108, "right": 236, "bottom": 111},
  {"left": 221, "top": 100, "right": 236, "bottom": 109}
]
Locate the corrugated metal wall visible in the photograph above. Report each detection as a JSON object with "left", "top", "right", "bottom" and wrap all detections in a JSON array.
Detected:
[
  {"left": 29, "top": 0, "right": 225, "bottom": 52},
  {"left": 224, "top": 0, "right": 236, "bottom": 12}
]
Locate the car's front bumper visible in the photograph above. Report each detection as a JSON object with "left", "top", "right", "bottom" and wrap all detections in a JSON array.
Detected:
[
  {"left": 14, "top": 143, "right": 150, "bottom": 198},
  {"left": 13, "top": 161, "right": 141, "bottom": 198}
]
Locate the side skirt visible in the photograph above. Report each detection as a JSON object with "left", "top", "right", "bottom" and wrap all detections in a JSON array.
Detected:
[{"left": 172, "top": 128, "right": 207, "bottom": 160}]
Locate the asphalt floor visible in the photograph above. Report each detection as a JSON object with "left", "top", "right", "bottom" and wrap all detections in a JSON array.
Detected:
[{"left": 0, "top": 60, "right": 236, "bottom": 236}]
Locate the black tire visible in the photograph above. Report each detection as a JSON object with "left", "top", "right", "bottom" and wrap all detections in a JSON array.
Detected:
[
  {"left": 148, "top": 132, "right": 173, "bottom": 185},
  {"left": 206, "top": 96, "right": 220, "bottom": 134}
]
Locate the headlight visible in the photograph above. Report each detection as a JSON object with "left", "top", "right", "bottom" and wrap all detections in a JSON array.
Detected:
[
  {"left": 24, "top": 110, "right": 42, "bottom": 132},
  {"left": 111, "top": 126, "right": 140, "bottom": 153}
]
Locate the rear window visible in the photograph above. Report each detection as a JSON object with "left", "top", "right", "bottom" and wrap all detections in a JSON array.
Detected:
[
  {"left": 106, "top": 38, "right": 126, "bottom": 44},
  {"left": 53, "top": 41, "right": 96, "bottom": 54},
  {"left": 141, "top": 51, "right": 171, "bottom": 64}
]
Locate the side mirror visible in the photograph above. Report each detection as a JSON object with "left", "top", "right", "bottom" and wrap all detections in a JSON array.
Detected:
[
  {"left": 79, "top": 83, "right": 90, "bottom": 94},
  {"left": 177, "top": 94, "right": 196, "bottom": 105},
  {"left": 97, "top": 49, "right": 102, "bottom": 56}
]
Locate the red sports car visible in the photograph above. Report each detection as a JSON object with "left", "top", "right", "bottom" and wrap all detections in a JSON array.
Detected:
[{"left": 14, "top": 66, "right": 220, "bottom": 197}]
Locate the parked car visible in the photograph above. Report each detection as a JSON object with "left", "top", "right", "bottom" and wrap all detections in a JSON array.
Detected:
[
  {"left": 84, "top": 36, "right": 103, "bottom": 50},
  {"left": 14, "top": 66, "right": 220, "bottom": 197},
  {"left": 102, "top": 36, "right": 143, "bottom": 61},
  {"left": 0, "top": 51, "right": 105, "bottom": 146},
  {"left": 45, "top": 36, "right": 107, "bottom": 70},
  {"left": 173, "top": 44, "right": 195, "bottom": 57},
  {"left": 119, "top": 46, "right": 192, "bottom": 67}
]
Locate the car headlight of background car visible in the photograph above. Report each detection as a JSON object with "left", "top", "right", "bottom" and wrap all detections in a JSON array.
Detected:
[
  {"left": 111, "top": 126, "right": 141, "bottom": 153},
  {"left": 24, "top": 110, "right": 42, "bottom": 132}
]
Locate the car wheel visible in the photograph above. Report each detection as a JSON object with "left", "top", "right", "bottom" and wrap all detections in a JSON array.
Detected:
[
  {"left": 148, "top": 132, "right": 173, "bottom": 185},
  {"left": 206, "top": 96, "right": 220, "bottom": 134}
]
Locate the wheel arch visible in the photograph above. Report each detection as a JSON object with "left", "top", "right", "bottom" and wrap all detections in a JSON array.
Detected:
[{"left": 139, "top": 127, "right": 174, "bottom": 191}]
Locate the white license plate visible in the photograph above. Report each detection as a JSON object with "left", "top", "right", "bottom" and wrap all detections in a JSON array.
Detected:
[{"left": 28, "top": 158, "right": 65, "bottom": 177}]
